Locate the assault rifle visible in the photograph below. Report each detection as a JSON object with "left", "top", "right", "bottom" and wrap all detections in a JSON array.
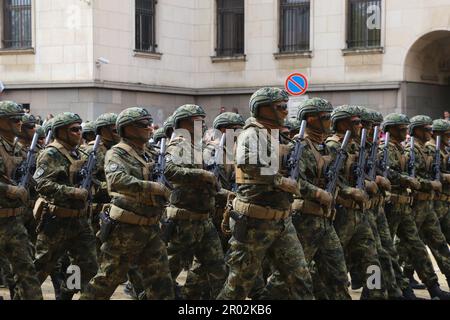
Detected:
[
  {"left": 18, "top": 132, "right": 39, "bottom": 189},
  {"left": 355, "top": 128, "right": 368, "bottom": 190},
  {"left": 433, "top": 135, "right": 441, "bottom": 181},
  {"left": 325, "top": 130, "right": 352, "bottom": 195},
  {"left": 367, "top": 126, "right": 380, "bottom": 181},
  {"left": 79, "top": 135, "right": 101, "bottom": 195},
  {"left": 153, "top": 137, "right": 173, "bottom": 189},
  {"left": 408, "top": 137, "right": 416, "bottom": 178},
  {"left": 380, "top": 132, "right": 390, "bottom": 178},
  {"left": 287, "top": 120, "right": 307, "bottom": 181}
]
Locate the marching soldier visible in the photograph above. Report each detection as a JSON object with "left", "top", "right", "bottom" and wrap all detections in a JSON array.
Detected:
[
  {"left": 80, "top": 107, "right": 174, "bottom": 300},
  {"left": 33, "top": 112, "right": 98, "bottom": 300},
  {"left": 164, "top": 104, "right": 227, "bottom": 299},
  {"left": 381, "top": 113, "right": 450, "bottom": 299},
  {"left": 327, "top": 105, "right": 386, "bottom": 299},
  {"left": 217, "top": 87, "right": 314, "bottom": 300},
  {"left": 0, "top": 101, "right": 42, "bottom": 300},
  {"left": 80, "top": 121, "right": 96, "bottom": 148}
]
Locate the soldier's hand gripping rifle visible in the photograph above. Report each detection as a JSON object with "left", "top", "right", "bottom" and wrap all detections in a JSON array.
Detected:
[
  {"left": 79, "top": 135, "right": 101, "bottom": 201},
  {"left": 408, "top": 137, "right": 416, "bottom": 178},
  {"left": 355, "top": 128, "right": 368, "bottom": 190},
  {"left": 367, "top": 126, "right": 380, "bottom": 181},
  {"left": 325, "top": 130, "right": 351, "bottom": 195},
  {"left": 380, "top": 132, "right": 390, "bottom": 178},
  {"left": 152, "top": 137, "right": 173, "bottom": 189},
  {"left": 18, "top": 132, "right": 39, "bottom": 189},
  {"left": 206, "top": 133, "right": 226, "bottom": 192},
  {"left": 287, "top": 120, "right": 307, "bottom": 181},
  {"left": 433, "top": 135, "right": 441, "bottom": 182}
]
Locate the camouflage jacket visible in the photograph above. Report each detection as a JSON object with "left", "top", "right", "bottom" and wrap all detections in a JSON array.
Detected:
[
  {"left": 104, "top": 139, "right": 165, "bottom": 216},
  {"left": 164, "top": 136, "right": 216, "bottom": 213},
  {"left": 378, "top": 140, "right": 411, "bottom": 194},
  {"left": 203, "top": 138, "right": 235, "bottom": 209},
  {"left": 234, "top": 117, "right": 293, "bottom": 211},
  {"left": 34, "top": 139, "right": 87, "bottom": 210},
  {"left": 297, "top": 134, "right": 333, "bottom": 201},
  {"left": 82, "top": 139, "right": 115, "bottom": 204},
  {"left": 425, "top": 138, "right": 450, "bottom": 194},
  {"left": 405, "top": 139, "right": 434, "bottom": 192},
  {"left": 0, "top": 136, "right": 24, "bottom": 209}
]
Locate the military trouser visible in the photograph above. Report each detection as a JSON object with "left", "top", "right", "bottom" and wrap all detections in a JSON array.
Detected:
[
  {"left": 167, "top": 218, "right": 226, "bottom": 300},
  {"left": 0, "top": 216, "right": 42, "bottom": 300},
  {"left": 433, "top": 200, "right": 450, "bottom": 244},
  {"left": 349, "top": 207, "right": 403, "bottom": 298},
  {"left": 384, "top": 200, "right": 440, "bottom": 288},
  {"left": 34, "top": 215, "right": 98, "bottom": 298},
  {"left": 263, "top": 213, "right": 350, "bottom": 300},
  {"left": 333, "top": 207, "right": 387, "bottom": 299},
  {"left": 399, "top": 200, "right": 450, "bottom": 282},
  {"left": 81, "top": 221, "right": 174, "bottom": 300},
  {"left": 218, "top": 216, "right": 314, "bottom": 300}
]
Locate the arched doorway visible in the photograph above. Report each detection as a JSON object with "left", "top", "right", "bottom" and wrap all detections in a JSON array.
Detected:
[{"left": 403, "top": 30, "right": 450, "bottom": 118}]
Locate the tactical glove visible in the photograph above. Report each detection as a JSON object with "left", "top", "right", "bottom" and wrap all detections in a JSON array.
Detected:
[
  {"left": 365, "top": 180, "right": 379, "bottom": 195},
  {"left": 6, "top": 185, "right": 28, "bottom": 204},
  {"left": 405, "top": 177, "right": 421, "bottom": 190},
  {"left": 375, "top": 176, "right": 391, "bottom": 191},
  {"left": 315, "top": 188, "right": 333, "bottom": 207},
  {"left": 275, "top": 176, "right": 300, "bottom": 196},
  {"left": 430, "top": 180, "right": 442, "bottom": 193},
  {"left": 144, "top": 181, "right": 171, "bottom": 200},
  {"left": 70, "top": 188, "right": 89, "bottom": 202}
]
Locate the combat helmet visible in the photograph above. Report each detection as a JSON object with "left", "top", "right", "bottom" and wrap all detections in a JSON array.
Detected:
[
  {"left": 213, "top": 112, "right": 245, "bottom": 130},
  {"left": 116, "top": 107, "right": 153, "bottom": 136},
  {"left": 21, "top": 113, "right": 37, "bottom": 126},
  {"left": 409, "top": 115, "right": 433, "bottom": 136},
  {"left": 0, "top": 100, "right": 24, "bottom": 118},
  {"left": 297, "top": 97, "right": 333, "bottom": 121},
  {"left": 163, "top": 115, "right": 175, "bottom": 136},
  {"left": 381, "top": 113, "right": 410, "bottom": 133},
  {"left": 331, "top": 105, "right": 361, "bottom": 130},
  {"left": 36, "top": 125, "right": 46, "bottom": 139},
  {"left": 249, "top": 87, "right": 289, "bottom": 118},
  {"left": 51, "top": 112, "right": 82, "bottom": 133},
  {"left": 152, "top": 128, "right": 166, "bottom": 144},
  {"left": 432, "top": 119, "right": 450, "bottom": 132},
  {"left": 95, "top": 113, "right": 118, "bottom": 134},
  {"left": 172, "top": 104, "right": 206, "bottom": 129}
]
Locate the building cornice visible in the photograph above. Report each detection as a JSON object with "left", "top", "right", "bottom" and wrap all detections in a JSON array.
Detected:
[{"left": 2, "top": 80, "right": 403, "bottom": 95}]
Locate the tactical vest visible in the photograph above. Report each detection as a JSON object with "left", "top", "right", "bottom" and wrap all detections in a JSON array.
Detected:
[
  {"left": 47, "top": 141, "right": 85, "bottom": 185},
  {"left": 0, "top": 138, "right": 25, "bottom": 181},
  {"left": 304, "top": 137, "right": 332, "bottom": 188},
  {"left": 327, "top": 134, "right": 357, "bottom": 185},
  {"left": 114, "top": 142, "right": 154, "bottom": 181},
  {"left": 414, "top": 142, "right": 433, "bottom": 174},
  {"left": 235, "top": 121, "right": 290, "bottom": 184}
]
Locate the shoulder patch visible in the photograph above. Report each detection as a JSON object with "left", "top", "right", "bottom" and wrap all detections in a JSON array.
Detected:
[
  {"left": 33, "top": 166, "right": 46, "bottom": 179},
  {"left": 108, "top": 162, "right": 119, "bottom": 172}
]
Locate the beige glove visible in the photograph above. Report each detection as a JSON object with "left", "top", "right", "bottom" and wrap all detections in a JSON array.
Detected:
[
  {"left": 70, "top": 188, "right": 89, "bottom": 202},
  {"left": 430, "top": 180, "right": 442, "bottom": 193},
  {"left": 348, "top": 188, "right": 369, "bottom": 206},
  {"left": 375, "top": 176, "right": 391, "bottom": 192},
  {"left": 6, "top": 185, "right": 28, "bottom": 204},
  {"left": 275, "top": 176, "right": 300, "bottom": 196},
  {"left": 405, "top": 177, "right": 421, "bottom": 190},
  {"left": 441, "top": 173, "right": 450, "bottom": 184},
  {"left": 193, "top": 169, "right": 218, "bottom": 185},
  {"left": 365, "top": 180, "right": 379, "bottom": 195},
  {"left": 315, "top": 188, "right": 333, "bottom": 207},
  {"left": 145, "top": 181, "right": 171, "bottom": 200}
]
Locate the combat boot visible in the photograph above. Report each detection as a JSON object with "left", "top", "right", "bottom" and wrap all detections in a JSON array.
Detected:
[
  {"left": 427, "top": 283, "right": 450, "bottom": 300},
  {"left": 408, "top": 274, "right": 426, "bottom": 290},
  {"left": 402, "top": 286, "right": 426, "bottom": 300}
]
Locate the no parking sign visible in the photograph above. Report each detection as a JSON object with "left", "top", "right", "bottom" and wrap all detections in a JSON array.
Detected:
[{"left": 285, "top": 73, "right": 308, "bottom": 96}]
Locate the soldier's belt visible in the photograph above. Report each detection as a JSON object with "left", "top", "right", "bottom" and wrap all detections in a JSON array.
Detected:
[
  {"left": 369, "top": 196, "right": 384, "bottom": 210},
  {"left": 48, "top": 204, "right": 86, "bottom": 218},
  {"left": 0, "top": 207, "right": 24, "bottom": 218},
  {"left": 414, "top": 191, "right": 434, "bottom": 201},
  {"left": 233, "top": 198, "right": 290, "bottom": 220},
  {"left": 165, "top": 206, "right": 210, "bottom": 221},
  {"left": 336, "top": 196, "right": 367, "bottom": 210},
  {"left": 109, "top": 204, "right": 159, "bottom": 226},
  {"left": 291, "top": 199, "right": 335, "bottom": 220},
  {"left": 437, "top": 194, "right": 450, "bottom": 203},
  {"left": 109, "top": 192, "right": 156, "bottom": 207}
]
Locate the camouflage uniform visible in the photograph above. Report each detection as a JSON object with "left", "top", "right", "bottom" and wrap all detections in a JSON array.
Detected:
[
  {"left": 218, "top": 88, "right": 313, "bottom": 300},
  {"left": 163, "top": 104, "right": 226, "bottom": 300},
  {"left": 33, "top": 112, "right": 98, "bottom": 299},
  {"left": 382, "top": 113, "right": 450, "bottom": 298},
  {"left": 400, "top": 117, "right": 450, "bottom": 286},
  {"left": 262, "top": 98, "right": 351, "bottom": 300},
  {"left": 348, "top": 107, "right": 404, "bottom": 299},
  {"left": 327, "top": 105, "right": 386, "bottom": 299},
  {"left": 80, "top": 107, "right": 174, "bottom": 300},
  {"left": 80, "top": 121, "right": 96, "bottom": 149},
  {"left": 0, "top": 101, "right": 42, "bottom": 300}
]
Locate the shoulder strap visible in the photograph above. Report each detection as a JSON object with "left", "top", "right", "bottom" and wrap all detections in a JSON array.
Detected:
[{"left": 47, "top": 141, "right": 76, "bottom": 164}]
